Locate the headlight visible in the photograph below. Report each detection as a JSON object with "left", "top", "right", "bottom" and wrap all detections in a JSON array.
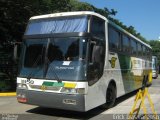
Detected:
[
  {"left": 61, "top": 88, "right": 77, "bottom": 94},
  {"left": 77, "top": 88, "right": 85, "bottom": 94},
  {"left": 60, "top": 88, "right": 85, "bottom": 94},
  {"left": 17, "top": 83, "right": 28, "bottom": 89}
]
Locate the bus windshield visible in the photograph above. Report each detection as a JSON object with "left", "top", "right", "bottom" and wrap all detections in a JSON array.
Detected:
[
  {"left": 19, "top": 37, "right": 87, "bottom": 81},
  {"left": 48, "top": 38, "right": 79, "bottom": 61}
]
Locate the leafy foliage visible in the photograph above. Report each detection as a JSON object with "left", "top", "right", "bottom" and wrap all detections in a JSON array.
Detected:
[
  {"left": 0, "top": 0, "right": 159, "bottom": 91},
  {"left": 1, "top": 0, "right": 158, "bottom": 66},
  {"left": 0, "top": 0, "right": 148, "bottom": 46},
  {"left": 149, "top": 40, "right": 160, "bottom": 65}
]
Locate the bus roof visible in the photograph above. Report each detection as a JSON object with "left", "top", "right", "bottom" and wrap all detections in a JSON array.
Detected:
[
  {"left": 30, "top": 11, "right": 107, "bottom": 21},
  {"left": 30, "top": 11, "right": 151, "bottom": 49}
]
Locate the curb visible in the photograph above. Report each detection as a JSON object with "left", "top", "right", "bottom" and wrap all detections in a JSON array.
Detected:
[{"left": 0, "top": 92, "right": 16, "bottom": 96}]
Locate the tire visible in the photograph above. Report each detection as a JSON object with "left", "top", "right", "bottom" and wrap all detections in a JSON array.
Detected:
[{"left": 101, "top": 83, "right": 117, "bottom": 109}]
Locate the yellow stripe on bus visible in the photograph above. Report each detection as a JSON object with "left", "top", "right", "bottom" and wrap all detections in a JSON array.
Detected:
[{"left": 64, "top": 83, "right": 76, "bottom": 88}]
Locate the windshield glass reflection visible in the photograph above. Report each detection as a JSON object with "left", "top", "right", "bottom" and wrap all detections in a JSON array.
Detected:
[
  {"left": 48, "top": 38, "right": 79, "bottom": 61},
  {"left": 19, "top": 38, "right": 87, "bottom": 81}
]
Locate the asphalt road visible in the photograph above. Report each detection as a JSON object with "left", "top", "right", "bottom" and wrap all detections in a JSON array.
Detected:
[{"left": 0, "top": 77, "right": 160, "bottom": 120}]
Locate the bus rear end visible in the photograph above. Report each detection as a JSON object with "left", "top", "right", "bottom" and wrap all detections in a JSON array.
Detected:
[{"left": 152, "top": 56, "right": 158, "bottom": 79}]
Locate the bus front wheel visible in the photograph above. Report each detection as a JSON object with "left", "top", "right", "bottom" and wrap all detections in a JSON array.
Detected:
[{"left": 101, "top": 83, "right": 117, "bottom": 109}]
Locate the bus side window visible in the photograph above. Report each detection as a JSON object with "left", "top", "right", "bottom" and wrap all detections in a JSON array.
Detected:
[
  {"left": 122, "top": 35, "right": 130, "bottom": 53},
  {"left": 137, "top": 43, "right": 142, "bottom": 57},
  {"left": 90, "top": 16, "right": 105, "bottom": 40},
  {"left": 142, "top": 46, "right": 146, "bottom": 58},
  {"left": 131, "top": 39, "right": 137, "bottom": 56},
  {"left": 108, "top": 26, "right": 120, "bottom": 51}
]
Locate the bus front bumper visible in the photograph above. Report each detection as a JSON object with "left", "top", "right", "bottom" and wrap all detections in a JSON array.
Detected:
[{"left": 16, "top": 89, "right": 85, "bottom": 112}]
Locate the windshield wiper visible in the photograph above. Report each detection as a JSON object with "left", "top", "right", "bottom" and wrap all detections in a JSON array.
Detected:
[{"left": 45, "top": 58, "right": 62, "bottom": 83}]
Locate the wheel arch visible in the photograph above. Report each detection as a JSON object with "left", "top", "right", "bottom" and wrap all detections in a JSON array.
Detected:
[{"left": 101, "top": 79, "right": 117, "bottom": 109}]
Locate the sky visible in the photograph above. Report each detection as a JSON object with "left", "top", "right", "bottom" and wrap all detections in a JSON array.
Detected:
[{"left": 80, "top": 0, "right": 160, "bottom": 40}]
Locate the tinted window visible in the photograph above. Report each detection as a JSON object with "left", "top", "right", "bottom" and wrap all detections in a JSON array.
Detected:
[
  {"left": 48, "top": 38, "right": 79, "bottom": 61},
  {"left": 131, "top": 39, "right": 137, "bottom": 56},
  {"left": 24, "top": 44, "right": 45, "bottom": 68},
  {"left": 148, "top": 49, "right": 152, "bottom": 60},
  {"left": 19, "top": 39, "right": 47, "bottom": 79},
  {"left": 122, "top": 35, "right": 130, "bottom": 53},
  {"left": 91, "top": 17, "right": 105, "bottom": 40},
  {"left": 142, "top": 46, "right": 146, "bottom": 57},
  {"left": 108, "top": 26, "right": 120, "bottom": 50},
  {"left": 137, "top": 43, "right": 142, "bottom": 56}
]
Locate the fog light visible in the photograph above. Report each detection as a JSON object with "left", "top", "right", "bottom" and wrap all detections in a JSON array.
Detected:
[
  {"left": 17, "top": 83, "right": 28, "bottom": 89},
  {"left": 61, "top": 88, "right": 77, "bottom": 94},
  {"left": 17, "top": 94, "right": 27, "bottom": 103},
  {"left": 17, "top": 83, "right": 22, "bottom": 88},
  {"left": 60, "top": 88, "right": 85, "bottom": 94}
]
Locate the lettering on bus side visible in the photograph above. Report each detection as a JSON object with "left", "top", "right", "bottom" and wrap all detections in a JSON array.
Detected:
[{"left": 23, "top": 79, "right": 34, "bottom": 84}]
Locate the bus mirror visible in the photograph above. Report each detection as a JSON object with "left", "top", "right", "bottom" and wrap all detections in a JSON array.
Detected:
[
  {"left": 13, "top": 44, "right": 18, "bottom": 61},
  {"left": 13, "top": 42, "right": 21, "bottom": 62}
]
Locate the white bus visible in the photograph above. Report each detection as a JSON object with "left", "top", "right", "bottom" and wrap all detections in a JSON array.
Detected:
[
  {"left": 152, "top": 56, "right": 158, "bottom": 79},
  {"left": 17, "top": 11, "right": 152, "bottom": 112}
]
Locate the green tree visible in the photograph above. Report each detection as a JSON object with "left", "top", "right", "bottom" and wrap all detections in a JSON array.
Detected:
[
  {"left": 149, "top": 40, "right": 160, "bottom": 65},
  {"left": 0, "top": 0, "right": 153, "bottom": 91},
  {"left": 70, "top": 0, "right": 94, "bottom": 11},
  {"left": 1, "top": 0, "right": 146, "bottom": 45}
]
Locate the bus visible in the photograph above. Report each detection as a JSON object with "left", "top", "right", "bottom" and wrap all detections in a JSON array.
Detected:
[
  {"left": 17, "top": 11, "right": 152, "bottom": 112},
  {"left": 152, "top": 56, "right": 158, "bottom": 79}
]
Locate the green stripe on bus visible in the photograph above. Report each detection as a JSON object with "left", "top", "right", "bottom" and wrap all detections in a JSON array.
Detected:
[
  {"left": 42, "top": 82, "right": 54, "bottom": 86},
  {"left": 53, "top": 82, "right": 64, "bottom": 87},
  {"left": 42, "top": 81, "right": 64, "bottom": 87}
]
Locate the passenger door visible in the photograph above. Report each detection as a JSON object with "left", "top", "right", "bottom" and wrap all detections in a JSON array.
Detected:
[{"left": 87, "top": 39, "right": 105, "bottom": 85}]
